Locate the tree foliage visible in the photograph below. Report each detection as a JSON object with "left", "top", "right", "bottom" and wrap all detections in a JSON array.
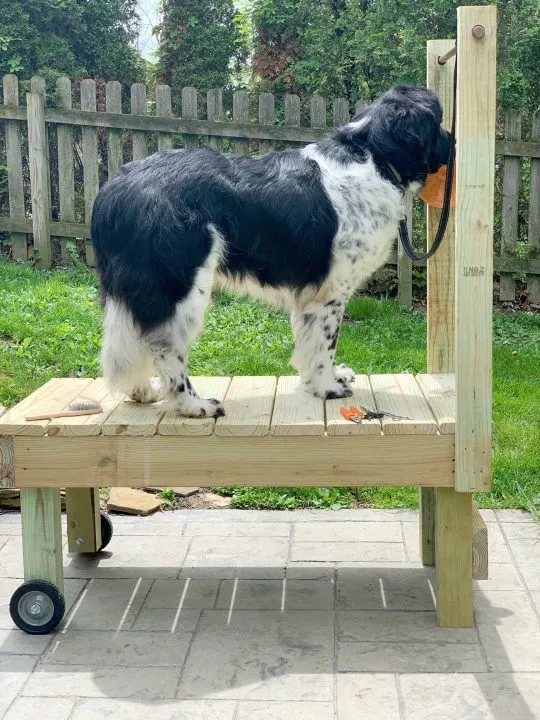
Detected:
[
  {"left": 251, "top": 0, "right": 540, "bottom": 116},
  {"left": 156, "top": 0, "right": 248, "bottom": 95},
  {"left": 0, "top": 0, "right": 144, "bottom": 87}
]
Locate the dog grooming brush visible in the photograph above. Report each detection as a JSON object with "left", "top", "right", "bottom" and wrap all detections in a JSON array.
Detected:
[{"left": 25, "top": 399, "right": 103, "bottom": 422}]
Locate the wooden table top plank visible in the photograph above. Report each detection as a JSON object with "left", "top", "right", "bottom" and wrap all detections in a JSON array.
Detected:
[
  {"left": 158, "top": 377, "right": 232, "bottom": 436},
  {"left": 101, "top": 386, "right": 166, "bottom": 436},
  {"left": 369, "top": 374, "right": 439, "bottom": 435},
  {"left": 416, "top": 373, "right": 456, "bottom": 435},
  {"left": 326, "top": 375, "right": 383, "bottom": 435},
  {"left": 0, "top": 378, "right": 94, "bottom": 436},
  {"left": 46, "top": 378, "right": 123, "bottom": 436},
  {"left": 271, "top": 376, "right": 325, "bottom": 436},
  {"left": 215, "top": 376, "right": 277, "bottom": 437}
]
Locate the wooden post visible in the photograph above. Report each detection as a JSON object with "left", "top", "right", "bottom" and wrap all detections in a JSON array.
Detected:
[
  {"left": 436, "top": 4, "right": 496, "bottom": 628},
  {"left": 106, "top": 81, "right": 123, "bottom": 178},
  {"left": 207, "top": 88, "right": 223, "bottom": 153},
  {"left": 259, "top": 92, "right": 275, "bottom": 154},
  {"left": 182, "top": 87, "right": 199, "bottom": 149},
  {"left": 66, "top": 488, "right": 102, "bottom": 553},
  {"left": 156, "top": 85, "right": 173, "bottom": 151},
  {"left": 3, "top": 75, "right": 27, "bottom": 260},
  {"left": 81, "top": 79, "right": 99, "bottom": 267},
  {"left": 455, "top": 5, "right": 496, "bottom": 493},
  {"left": 472, "top": 504, "right": 488, "bottom": 580},
  {"left": 397, "top": 197, "right": 413, "bottom": 308},
  {"left": 421, "top": 38, "right": 457, "bottom": 565},
  {"left": 27, "top": 80, "right": 52, "bottom": 268},
  {"left": 131, "top": 83, "right": 148, "bottom": 159},
  {"left": 233, "top": 90, "right": 249, "bottom": 155},
  {"left": 21, "top": 488, "right": 64, "bottom": 592},
  {"left": 435, "top": 487, "right": 472, "bottom": 627},
  {"left": 500, "top": 110, "right": 521, "bottom": 301},
  {"left": 56, "top": 77, "right": 75, "bottom": 265},
  {"left": 528, "top": 111, "right": 540, "bottom": 302}
]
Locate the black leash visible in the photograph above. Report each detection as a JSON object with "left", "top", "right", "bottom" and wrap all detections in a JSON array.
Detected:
[{"left": 398, "top": 56, "right": 458, "bottom": 263}]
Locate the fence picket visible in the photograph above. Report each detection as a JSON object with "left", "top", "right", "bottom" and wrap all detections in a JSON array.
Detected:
[
  {"left": 80, "top": 79, "right": 99, "bottom": 267},
  {"left": 355, "top": 99, "right": 368, "bottom": 117},
  {"left": 284, "top": 94, "right": 300, "bottom": 150},
  {"left": 106, "top": 81, "right": 123, "bottom": 177},
  {"left": 156, "top": 85, "right": 173, "bottom": 151},
  {"left": 131, "top": 83, "right": 148, "bottom": 160},
  {"left": 311, "top": 96, "right": 326, "bottom": 129},
  {"left": 55, "top": 77, "right": 75, "bottom": 265},
  {"left": 3, "top": 74, "right": 27, "bottom": 260},
  {"left": 333, "top": 98, "right": 349, "bottom": 127},
  {"left": 259, "top": 93, "right": 275, "bottom": 154},
  {"left": 528, "top": 111, "right": 540, "bottom": 303},
  {"left": 232, "top": 91, "right": 249, "bottom": 155},
  {"left": 27, "top": 76, "right": 51, "bottom": 268},
  {"left": 500, "top": 109, "right": 521, "bottom": 301},
  {"left": 207, "top": 89, "right": 223, "bottom": 152},
  {"left": 182, "top": 87, "right": 198, "bottom": 149}
]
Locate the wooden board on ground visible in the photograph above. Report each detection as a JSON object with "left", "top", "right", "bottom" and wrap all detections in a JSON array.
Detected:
[
  {"left": 326, "top": 375, "right": 383, "bottom": 435},
  {"left": 215, "top": 376, "right": 277, "bottom": 437},
  {"left": 47, "top": 378, "right": 122, "bottom": 436},
  {"left": 416, "top": 374, "right": 456, "bottom": 434},
  {"left": 271, "top": 376, "right": 324, "bottom": 436},
  {"left": 0, "top": 378, "right": 93, "bottom": 436},
  {"left": 158, "top": 377, "right": 231, "bottom": 436},
  {"left": 107, "top": 487, "right": 162, "bottom": 515},
  {"left": 369, "top": 374, "right": 438, "bottom": 435}
]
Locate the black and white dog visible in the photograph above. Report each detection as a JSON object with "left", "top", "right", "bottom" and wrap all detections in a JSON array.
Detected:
[{"left": 92, "top": 85, "right": 450, "bottom": 418}]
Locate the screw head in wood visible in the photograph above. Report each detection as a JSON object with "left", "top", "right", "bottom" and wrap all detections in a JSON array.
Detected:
[{"left": 472, "top": 24, "right": 485, "bottom": 39}]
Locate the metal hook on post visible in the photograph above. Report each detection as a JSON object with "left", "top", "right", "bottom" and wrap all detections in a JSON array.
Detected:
[{"left": 438, "top": 46, "right": 457, "bottom": 66}]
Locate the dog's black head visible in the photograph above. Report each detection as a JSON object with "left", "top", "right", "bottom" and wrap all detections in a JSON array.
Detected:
[{"left": 335, "top": 85, "right": 452, "bottom": 189}]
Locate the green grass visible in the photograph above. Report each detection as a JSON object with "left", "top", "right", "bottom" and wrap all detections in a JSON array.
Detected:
[{"left": 1, "top": 259, "right": 539, "bottom": 512}]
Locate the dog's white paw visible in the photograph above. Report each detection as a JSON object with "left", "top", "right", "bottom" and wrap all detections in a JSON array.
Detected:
[
  {"left": 311, "top": 381, "right": 353, "bottom": 401},
  {"left": 173, "top": 396, "right": 225, "bottom": 419},
  {"left": 130, "top": 379, "right": 162, "bottom": 404},
  {"left": 335, "top": 363, "right": 355, "bottom": 383}
]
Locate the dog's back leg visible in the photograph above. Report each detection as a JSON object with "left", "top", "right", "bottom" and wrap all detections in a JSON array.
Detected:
[{"left": 101, "top": 298, "right": 161, "bottom": 403}]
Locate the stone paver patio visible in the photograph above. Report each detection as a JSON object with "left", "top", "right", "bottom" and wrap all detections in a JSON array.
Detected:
[{"left": 1, "top": 507, "right": 540, "bottom": 719}]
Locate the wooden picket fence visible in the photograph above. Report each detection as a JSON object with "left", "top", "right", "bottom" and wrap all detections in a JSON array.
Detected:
[{"left": 1, "top": 74, "right": 540, "bottom": 304}]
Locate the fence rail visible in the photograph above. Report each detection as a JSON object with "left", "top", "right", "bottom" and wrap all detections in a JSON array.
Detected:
[{"left": 1, "top": 74, "right": 539, "bottom": 303}]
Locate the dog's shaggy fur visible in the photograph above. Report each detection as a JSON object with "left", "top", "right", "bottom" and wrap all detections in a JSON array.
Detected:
[{"left": 91, "top": 85, "right": 451, "bottom": 417}]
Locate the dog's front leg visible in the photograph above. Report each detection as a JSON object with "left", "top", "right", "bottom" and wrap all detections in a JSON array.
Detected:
[{"left": 291, "top": 298, "right": 352, "bottom": 400}]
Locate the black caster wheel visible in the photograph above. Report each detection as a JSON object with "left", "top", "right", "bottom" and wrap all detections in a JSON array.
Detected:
[
  {"left": 99, "top": 512, "right": 113, "bottom": 551},
  {"left": 10, "top": 579, "right": 65, "bottom": 635}
]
